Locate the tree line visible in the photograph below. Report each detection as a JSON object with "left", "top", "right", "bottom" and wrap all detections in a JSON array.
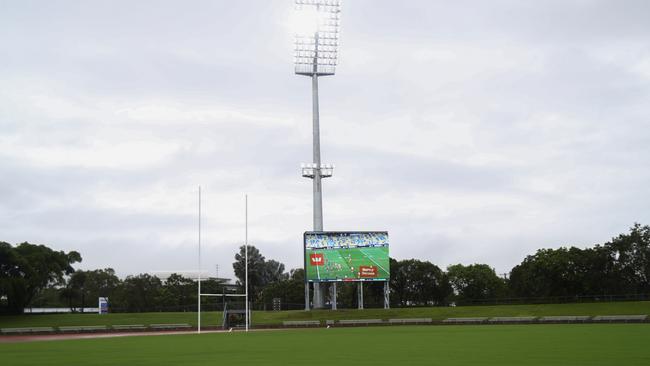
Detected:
[
  {"left": 0, "top": 242, "right": 229, "bottom": 314},
  {"left": 2, "top": 223, "right": 649, "bottom": 314},
  {"left": 238, "top": 223, "right": 650, "bottom": 307}
]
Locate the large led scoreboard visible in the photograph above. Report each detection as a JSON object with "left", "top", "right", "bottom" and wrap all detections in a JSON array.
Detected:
[{"left": 304, "top": 231, "right": 390, "bottom": 282}]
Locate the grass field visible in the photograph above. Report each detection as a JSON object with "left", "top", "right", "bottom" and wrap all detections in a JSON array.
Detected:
[
  {"left": 305, "top": 246, "right": 389, "bottom": 281},
  {"left": 1, "top": 301, "right": 649, "bottom": 328},
  {"left": 2, "top": 324, "right": 650, "bottom": 365}
]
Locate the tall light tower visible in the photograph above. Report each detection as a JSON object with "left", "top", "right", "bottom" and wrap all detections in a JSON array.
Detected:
[{"left": 294, "top": 0, "right": 341, "bottom": 310}]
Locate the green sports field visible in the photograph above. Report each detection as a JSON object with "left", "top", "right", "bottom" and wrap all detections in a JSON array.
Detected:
[
  {"left": 305, "top": 246, "right": 389, "bottom": 281},
  {"left": 2, "top": 324, "right": 650, "bottom": 365}
]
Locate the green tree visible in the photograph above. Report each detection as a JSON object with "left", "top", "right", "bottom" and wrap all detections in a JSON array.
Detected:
[
  {"left": 61, "top": 268, "right": 120, "bottom": 311},
  {"left": 576, "top": 245, "right": 618, "bottom": 295},
  {"left": 85, "top": 268, "right": 121, "bottom": 302},
  {"left": 509, "top": 246, "right": 599, "bottom": 298},
  {"left": 604, "top": 223, "right": 650, "bottom": 293},
  {"left": 510, "top": 247, "right": 572, "bottom": 298},
  {"left": 390, "top": 259, "right": 451, "bottom": 306},
  {"left": 0, "top": 242, "right": 80, "bottom": 314},
  {"left": 30, "top": 286, "right": 67, "bottom": 308},
  {"left": 233, "top": 245, "right": 287, "bottom": 302},
  {"left": 389, "top": 258, "right": 407, "bottom": 306},
  {"left": 112, "top": 274, "right": 163, "bottom": 312},
  {"left": 508, "top": 224, "right": 650, "bottom": 299},
  {"left": 159, "top": 273, "right": 197, "bottom": 311},
  {"left": 260, "top": 269, "right": 305, "bottom": 309},
  {"left": 264, "top": 260, "right": 289, "bottom": 284},
  {"left": 69, "top": 270, "right": 88, "bottom": 311},
  {"left": 447, "top": 263, "right": 507, "bottom": 303},
  {"left": 1, "top": 242, "right": 24, "bottom": 313}
]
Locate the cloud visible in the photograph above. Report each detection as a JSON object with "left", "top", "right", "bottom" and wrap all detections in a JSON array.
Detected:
[{"left": 1, "top": 0, "right": 649, "bottom": 279}]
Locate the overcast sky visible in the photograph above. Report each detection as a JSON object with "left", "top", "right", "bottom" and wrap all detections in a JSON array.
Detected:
[{"left": 1, "top": 0, "right": 649, "bottom": 279}]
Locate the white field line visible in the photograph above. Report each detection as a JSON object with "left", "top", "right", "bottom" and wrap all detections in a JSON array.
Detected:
[{"left": 360, "top": 248, "right": 389, "bottom": 274}]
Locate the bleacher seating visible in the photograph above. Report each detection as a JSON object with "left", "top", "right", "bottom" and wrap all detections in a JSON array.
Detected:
[
  {"left": 592, "top": 315, "right": 647, "bottom": 323},
  {"left": 112, "top": 324, "right": 147, "bottom": 331},
  {"left": 337, "top": 319, "right": 384, "bottom": 326},
  {"left": 0, "top": 327, "right": 55, "bottom": 334},
  {"left": 388, "top": 318, "right": 433, "bottom": 324},
  {"left": 58, "top": 325, "right": 107, "bottom": 333},
  {"left": 442, "top": 317, "right": 488, "bottom": 324},
  {"left": 282, "top": 320, "right": 321, "bottom": 327},
  {"left": 538, "top": 316, "right": 590, "bottom": 323},
  {"left": 149, "top": 323, "right": 192, "bottom": 330},
  {"left": 488, "top": 316, "right": 536, "bottom": 323}
]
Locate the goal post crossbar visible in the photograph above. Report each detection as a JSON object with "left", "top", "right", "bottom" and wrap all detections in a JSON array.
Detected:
[
  {"left": 198, "top": 292, "right": 248, "bottom": 332},
  {"left": 199, "top": 293, "right": 246, "bottom": 297}
]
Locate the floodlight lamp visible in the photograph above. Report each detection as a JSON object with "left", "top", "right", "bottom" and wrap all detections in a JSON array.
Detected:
[
  {"left": 293, "top": 0, "right": 341, "bottom": 76},
  {"left": 301, "top": 163, "right": 317, "bottom": 178},
  {"left": 291, "top": 6, "right": 320, "bottom": 36}
]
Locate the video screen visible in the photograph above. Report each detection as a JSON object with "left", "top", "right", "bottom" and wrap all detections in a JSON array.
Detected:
[{"left": 304, "top": 231, "right": 389, "bottom": 282}]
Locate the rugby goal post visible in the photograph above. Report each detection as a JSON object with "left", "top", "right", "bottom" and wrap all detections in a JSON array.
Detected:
[
  {"left": 196, "top": 188, "right": 250, "bottom": 333},
  {"left": 198, "top": 291, "right": 248, "bottom": 332}
]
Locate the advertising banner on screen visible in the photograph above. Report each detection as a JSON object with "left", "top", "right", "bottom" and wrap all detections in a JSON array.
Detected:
[{"left": 304, "top": 231, "right": 389, "bottom": 283}]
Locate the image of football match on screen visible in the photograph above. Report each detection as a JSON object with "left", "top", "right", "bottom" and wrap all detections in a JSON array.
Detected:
[{"left": 304, "top": 231, "right": 389, "bottom": 282}]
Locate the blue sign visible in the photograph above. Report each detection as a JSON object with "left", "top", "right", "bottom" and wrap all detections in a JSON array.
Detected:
[{"left": 98, "top": 297, "right": 109, "bottom": 314}]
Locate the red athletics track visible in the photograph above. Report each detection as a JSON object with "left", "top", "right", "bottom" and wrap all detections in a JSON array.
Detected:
[
  {"left": 0, "top": 328, "right": 293, "bottom": 344},
  {"left": 0, "top": 329, "right": 226, "bottom": 344}
]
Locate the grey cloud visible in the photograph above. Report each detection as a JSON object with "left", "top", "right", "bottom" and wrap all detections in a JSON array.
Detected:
[{"left": 2, "top": 0, "right": 650, "bottom": 280}]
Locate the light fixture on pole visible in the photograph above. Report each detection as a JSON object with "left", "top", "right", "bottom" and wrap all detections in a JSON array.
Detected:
[
  {"left": 301, "top": 163, "right": 335, "bottom": 178},
  {"left": 293, "top": 0, "right": 341, "bottom": 310},
  {"left": 294, "top": 0, "right": 341, "bottom": 77}
]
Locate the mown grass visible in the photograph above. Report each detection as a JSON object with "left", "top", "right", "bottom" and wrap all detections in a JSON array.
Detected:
[
  {"left": 1, "top": 301, "right": 649, "bottom": 328},
  {"left": 2, "top": 324, "right": 650, "bottom": 365},
  {"left": 256, "top": 301, "right": 650, "bottom": 324}
]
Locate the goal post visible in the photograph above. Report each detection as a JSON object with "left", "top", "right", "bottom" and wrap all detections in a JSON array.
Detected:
[
  {"left": 198, "top": 292, "right": 247, "bottom": 332},
  {"left": 196, "top": 188, "right": 250, "bottom": 333}
]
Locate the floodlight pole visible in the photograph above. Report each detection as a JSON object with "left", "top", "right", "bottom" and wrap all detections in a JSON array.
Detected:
[
  {"left": 295, "top": 0, "right": 341, "bottom": 311},
  {"left": 310, "top": 51, "right": 327, "bottom": 310},
  {"left": 245, "top": 194, "right": 249, "bottom": 332},
  {"left": 311, "top": 73, "right": 323, "bottom": 233},
  {"left": 197, "top": 186, "right": 201, "bottom": 334}
]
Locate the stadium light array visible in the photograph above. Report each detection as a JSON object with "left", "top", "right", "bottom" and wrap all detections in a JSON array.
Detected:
[{"left": 294, "top": 0, "right": 341, "bottom": 76}]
